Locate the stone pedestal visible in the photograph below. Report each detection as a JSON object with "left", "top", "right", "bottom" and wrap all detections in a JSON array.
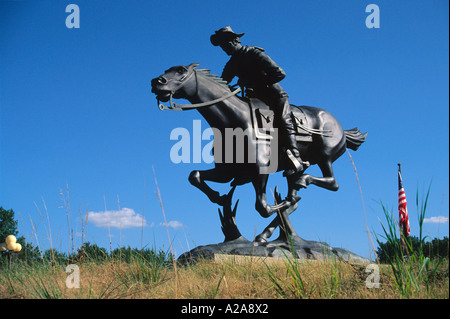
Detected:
[{"left": 177, "top": 235, "right": 371, "bottom": 265}]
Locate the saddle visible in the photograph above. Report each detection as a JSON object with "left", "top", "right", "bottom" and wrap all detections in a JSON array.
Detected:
[{"left": 248, "top": 98, "right": 313, "bottom": 143}]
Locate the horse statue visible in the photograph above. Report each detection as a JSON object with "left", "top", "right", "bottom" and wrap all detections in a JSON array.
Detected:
[{"left": 151, "top": 63, "right": 367, "bottom": 244}]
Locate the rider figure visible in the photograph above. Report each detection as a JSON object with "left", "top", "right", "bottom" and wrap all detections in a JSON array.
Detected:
[{"left": 210, "top": 26, "right": 304, "bottom": 176}]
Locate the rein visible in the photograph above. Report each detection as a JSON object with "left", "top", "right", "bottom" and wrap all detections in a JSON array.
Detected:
[
  {"left": 157, "top": 69, "right": 241, "bottom": 111},
  {"left": 158, "top": 87, "right": 242, "bottom": 111}
]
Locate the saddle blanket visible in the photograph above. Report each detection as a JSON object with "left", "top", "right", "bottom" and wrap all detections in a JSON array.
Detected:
[{"left": 248, "top": 98, "right": 313, "bottom": 142}]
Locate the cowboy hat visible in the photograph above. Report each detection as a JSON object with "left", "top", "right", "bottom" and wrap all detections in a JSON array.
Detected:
[{"left": 210, "top": 26, "right": 245, "bottom": 46}]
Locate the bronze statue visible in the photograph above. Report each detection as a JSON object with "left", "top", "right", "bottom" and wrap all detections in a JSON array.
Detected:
[
  {"left": 151, "top": 62, "right": 367, "bottom": 244},
  {"left": 210, "top": 26, "right": 304, "bottom": 176}
]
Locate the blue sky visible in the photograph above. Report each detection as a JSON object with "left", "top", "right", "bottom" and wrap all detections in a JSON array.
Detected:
[{"left": 0, "top": 0, "right": 448, "bottom": 260}]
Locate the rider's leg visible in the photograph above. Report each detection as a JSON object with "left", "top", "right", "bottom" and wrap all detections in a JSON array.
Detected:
[
  {"left": 256, "top": 85, "right": 304, "bottom": 176},
  {"left": 274, "top": 95, "right": 305, "bottom": 176}
]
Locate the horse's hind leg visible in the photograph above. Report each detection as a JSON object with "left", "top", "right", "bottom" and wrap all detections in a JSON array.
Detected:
[
  {"left": 294, "top": 159, "right": 339, "bottom": 191},
  {"left": 255, "top": 161, "right": 337, "bottom": 243},
  {"left": 189, "top": 168, "right": 233, "bottom": 206}
]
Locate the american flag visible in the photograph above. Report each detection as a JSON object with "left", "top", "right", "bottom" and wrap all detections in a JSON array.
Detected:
[{"left": 398, "top": 164, "right": 410, "bottom": 237}]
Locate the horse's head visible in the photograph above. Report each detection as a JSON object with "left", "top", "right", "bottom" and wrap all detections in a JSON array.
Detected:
[{"left": 151, "top": 63, "right": 199, "bottom": 102}]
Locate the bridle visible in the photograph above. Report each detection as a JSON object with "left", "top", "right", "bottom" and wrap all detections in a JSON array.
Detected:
[{"left": 156, "top": 69, "right": 241, "bottom": 111}]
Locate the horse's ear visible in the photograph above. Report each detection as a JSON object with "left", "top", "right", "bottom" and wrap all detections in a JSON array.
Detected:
[{"left": 188, "top": 63, "right": 200, "bottom": 70}]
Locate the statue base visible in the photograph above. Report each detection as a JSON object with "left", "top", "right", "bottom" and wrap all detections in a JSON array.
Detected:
[{"left": 177, "top": 236, "right": 371, "bottom": 265}]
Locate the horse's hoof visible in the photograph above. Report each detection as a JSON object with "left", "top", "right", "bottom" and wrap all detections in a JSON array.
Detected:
[
  {"left": 261, "top": 211, "right": 275, "bottom": 218},
  {"left": 209, "top": 192, "right": 226, "bottom": 206},
  {"left": 293, "top": 176, "right": 308, "bottom": 190},
  {"left": 283, "top": 168, "right": 300, "bottom": 177},
  {"left": 295, "top": 184, "right": 307, "bottom": 191},
  {"left": 258, "top": 208, "right": 276, "bottom": 218},
  {"left": 254, "top": 235, "right": 267, "bottom": 244},
  {"left": 217, "top": 195, "right": 230, "bottom": 207},
  {"left": 287, "top": 195, "right": 301, "bottom": 204}
]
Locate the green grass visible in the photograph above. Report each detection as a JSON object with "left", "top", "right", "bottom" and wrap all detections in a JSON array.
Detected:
[{"left": 374, "top": 185, "right": 446, "bottom": 298}]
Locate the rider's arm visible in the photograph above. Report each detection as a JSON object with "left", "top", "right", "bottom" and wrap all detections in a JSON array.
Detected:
[
  {"left": 221, "top": 58, "right": 236, "bottom": 84},
  {"left": 251, "top": 48, "right": 286, "bottom": 85}
]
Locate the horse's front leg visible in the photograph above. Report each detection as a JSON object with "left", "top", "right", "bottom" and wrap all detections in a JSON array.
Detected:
[
  {"left": 189, "top": 168, "right": 233, "bottom": 206},
  {"left": 253, "top": 175, "right": 272, "bottom": 218},
  {"left": 255, "top": 183, "right": 300, "bottom": 243}
]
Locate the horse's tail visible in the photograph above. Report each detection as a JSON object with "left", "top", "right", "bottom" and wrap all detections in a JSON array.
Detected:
[{"left": 344, "top": 127, "right": 367, "bottom": 151}]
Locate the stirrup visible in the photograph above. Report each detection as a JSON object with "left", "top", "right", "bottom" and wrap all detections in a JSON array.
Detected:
[{"left": 283, "top": 149, "right": 304, "bottom": 176}]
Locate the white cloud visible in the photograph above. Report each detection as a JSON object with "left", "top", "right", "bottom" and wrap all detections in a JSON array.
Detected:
[
  {"left": 88, "top": 208, "right": 147, "bottom": 229},
  {"left": 160, "top": 220, "right": 184, "bottom": 229},
  {"left": 423, "top": 216, "right": 449, "bottom": 224}
]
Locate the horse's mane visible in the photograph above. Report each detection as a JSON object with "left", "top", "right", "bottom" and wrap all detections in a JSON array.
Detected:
[{"left": 195, "top": 68, "right": 231, "bottom": 91}]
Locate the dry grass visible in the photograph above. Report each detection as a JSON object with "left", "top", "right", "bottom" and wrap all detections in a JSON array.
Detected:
[
  {"left": 2, "top": 178, "right": 447, "bottom": 299},
  {"left": 1, "top": 256, "right": 447, "bottom": 299}
]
